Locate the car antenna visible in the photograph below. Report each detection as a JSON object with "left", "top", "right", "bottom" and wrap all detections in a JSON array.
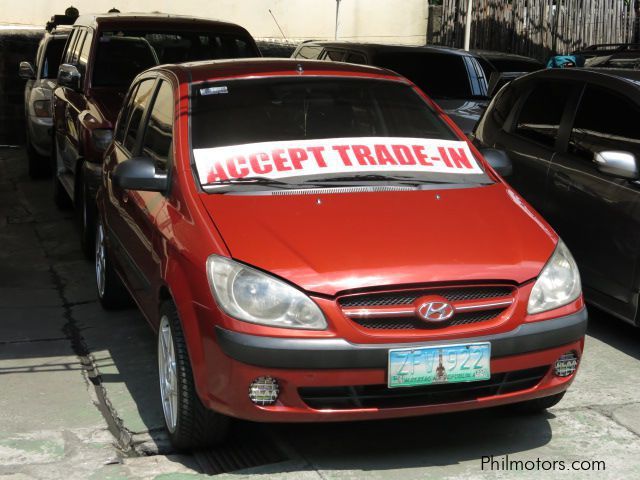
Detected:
[{"left": 268, "top": 9, "right": 288, "bottom": 42}]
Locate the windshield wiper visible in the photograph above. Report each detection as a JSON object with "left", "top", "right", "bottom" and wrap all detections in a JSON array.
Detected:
[{"left": 204, "top": 176, "right": 340, "bottom": 191}]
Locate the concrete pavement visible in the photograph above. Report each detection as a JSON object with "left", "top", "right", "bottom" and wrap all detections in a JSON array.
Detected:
[{"left": 1, "top": 147, "right": 640, "bottom": 479}]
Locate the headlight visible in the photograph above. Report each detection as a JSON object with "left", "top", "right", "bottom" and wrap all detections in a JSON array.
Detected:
[
  {"left": 206, "top": 255, "right": 327, "bottom": 330},
  {"left": 33, "top": 99, "right": 51, "bottom": 118},
  {"left": 528, "top": 240, "right": 581, "bottom": 314},
  {"left": 92, "top": 129, "right": 113, "bottom": 151}
]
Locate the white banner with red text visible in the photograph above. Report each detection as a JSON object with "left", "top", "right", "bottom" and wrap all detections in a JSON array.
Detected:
[{"left": 193, "top": 137, "right": 483, "bottom": 185}]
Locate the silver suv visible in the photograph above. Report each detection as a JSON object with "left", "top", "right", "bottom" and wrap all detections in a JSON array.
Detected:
[{"left": 19, "top": 20, "right": 70, "bottom": 178}]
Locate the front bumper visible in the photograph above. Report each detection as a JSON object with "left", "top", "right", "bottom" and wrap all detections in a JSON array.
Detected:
[
  {"left": 27, "top": 117, "right": 53, "bottom": 157},
  {"left": 216, "top": 308, "right": 587, "bottom": 369},
  {"left": 202, "top": 308, "right": 587, "bottom": 422}
]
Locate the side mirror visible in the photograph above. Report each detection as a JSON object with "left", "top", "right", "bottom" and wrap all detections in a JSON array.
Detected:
[
  {"left": 481, "top": 148, "right": 513, "bottom": 177},
  {"left": 58, "top": 63, "right": 82, "bottom": 91},
  {"left": 18, "top": 61, "right": 36, "bottom": 80},
  {"left": 113, "top": 157, "right": 168, "bottom": 192},
  {"left": 594, "top": 151, "right": 639, "bottom": 180}
]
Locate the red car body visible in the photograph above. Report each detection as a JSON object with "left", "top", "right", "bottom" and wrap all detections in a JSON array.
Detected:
[{"left": 98, "top": 59, "right": 586, "bottom": 427}]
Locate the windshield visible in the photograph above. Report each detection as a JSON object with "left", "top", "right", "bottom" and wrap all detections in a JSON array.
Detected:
[
  {"left": 190, "top": 77, "right": 492, "bottom": 191},
  {"left": 93, "top": 30, "right": 257, "bottom": 87}
]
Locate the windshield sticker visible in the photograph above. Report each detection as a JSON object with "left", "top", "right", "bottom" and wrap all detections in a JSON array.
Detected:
[
  {"left": 200, "top": 86, "right": 228, "bottom": 96},
  {"left": 193, "top": 137, "right": 483, "bottom": 185}
]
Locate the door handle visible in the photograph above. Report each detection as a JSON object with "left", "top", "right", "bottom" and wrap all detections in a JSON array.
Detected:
[{"left": 122, "top": 191, "right": 129, "bottom": 204}]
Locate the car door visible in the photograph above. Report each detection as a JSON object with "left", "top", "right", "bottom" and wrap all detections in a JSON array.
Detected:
[
  {"left": 546, "top": 83, "right": 640, "bottom": 322},
  {"left": 103, "top": 76, "right": 158, "bottom": 310},
  {"left": 497, "top": 79, "right": 580, "bottom": 215},
  {"left": 55, "top": 28, "right": 88, "bottom": 186}
]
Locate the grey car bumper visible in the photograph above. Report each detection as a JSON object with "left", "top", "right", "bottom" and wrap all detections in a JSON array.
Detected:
[{"left": 215, "top": 307, "right": 587, "bottom": 369}]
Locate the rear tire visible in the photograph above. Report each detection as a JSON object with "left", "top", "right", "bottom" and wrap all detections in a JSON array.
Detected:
[
  {"left": 158, "top": 300, "right": 230, "bottom": 450},
  {"left": 95, "top": 219, "right": 130, "bottom": 309},
  {"left": 510, "top": 392, "right": 566, "bottom": 414}
]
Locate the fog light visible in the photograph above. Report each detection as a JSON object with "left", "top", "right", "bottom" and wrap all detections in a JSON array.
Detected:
[
  {"left": 249, "top": 376, "right": 279, "bottom": 406},
  {"left": 554, "top": 351, "right": 579, "bottom": 377}
]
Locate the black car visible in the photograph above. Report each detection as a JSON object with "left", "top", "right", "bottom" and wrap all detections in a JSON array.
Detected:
[
  {"left": 475, "top": 68, "right": 640, "bottom": 325},
  {"left": 291, "top": 42, "right": 491, "bottom": 134}
]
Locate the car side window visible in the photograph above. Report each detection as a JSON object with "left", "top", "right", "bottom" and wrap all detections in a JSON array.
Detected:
[
  {"left": 78, "top": 30, "right": 93, "bottom": 74},
  {"left": 114, "top": 83, "right": 141, "bottom": 144},
  {"left": 323, "top": 49, "right": 346, "bottom": 61},
  {"left": 63, "top": 29, "right": 79, "bottom": 64},
  {"left": 141, "top": 80, "right": 174, "bottom": 172},
  {"left": 294, "top": 45, "right": 323, "bottom": 59},
  {"left": 514, "top": 81, "right": 572, "bottom": 148},
  {"left": 346, "top": 52, "right": 367, "bottom": 64},
  {"left": 70, "top": 30, "right": 86, "bottom": 65},
  {"left": 569, "top": 85, "right": 640, "bottom": 161},
  {"left": 123, "top": 79, "right": 156, "bottom": 153}
]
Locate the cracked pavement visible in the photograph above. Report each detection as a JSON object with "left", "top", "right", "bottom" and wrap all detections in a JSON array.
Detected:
[{"left": 1, "top": 147, "right": 640, "bottom": 479}]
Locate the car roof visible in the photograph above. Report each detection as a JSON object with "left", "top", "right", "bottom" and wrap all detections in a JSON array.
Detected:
[
  {"left": 513, "top": 66, "right": 640, "bottom": 88},
  {"left": 151, "top": 58, "right": 408, "bottom": 84},
  {"left": 73, "top": 12, "right": 250, "bottom": 32},
  {"left": 297, "top": 41, "right": 471, "bottom": 57},
  {"left": 471, "top": 49, "right": 542, "bottom": 64}
]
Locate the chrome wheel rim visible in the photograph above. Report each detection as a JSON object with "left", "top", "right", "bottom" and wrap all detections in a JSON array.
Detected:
[
  {"left": 158, "top": 316, "right": 178, "bottom": 433},
  {"left": 95, "top": 223, "right": 106, "bottom": 298}
]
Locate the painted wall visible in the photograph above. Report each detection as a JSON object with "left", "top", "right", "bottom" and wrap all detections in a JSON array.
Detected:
[{"left": 0, "top": 0, "right": 428, "bottom": 44}]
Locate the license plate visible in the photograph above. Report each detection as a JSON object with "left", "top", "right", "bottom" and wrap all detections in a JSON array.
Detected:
[{"left": 388, "top": 342, "right": 491, "bottom": 388}]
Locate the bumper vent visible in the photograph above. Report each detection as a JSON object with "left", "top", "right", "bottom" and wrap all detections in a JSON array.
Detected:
[{"left": 299, "top": 366, "right": 549, "bottom": 410}]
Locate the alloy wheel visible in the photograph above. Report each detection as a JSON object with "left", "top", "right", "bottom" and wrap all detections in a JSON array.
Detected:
[{"left": 158, "top": 315, "right": 178, "bottom": 433}]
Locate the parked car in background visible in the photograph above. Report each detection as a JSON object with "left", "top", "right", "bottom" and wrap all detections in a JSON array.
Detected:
[
  {"left": 96, "top": 58, "right": 586, "bottom": 449},
  {"left": 291, "top": 42, "right": 490, "bottom": 134},
  {"left": 18, "top": 16, "right": 71, "bottom": 178},
  {"left": 474, "top": 68, "right": 640, "bottom": 325},
  {"left": 472, "top": 50, "right": 544, "bottom": 96},
  {"left": 52, "top": 12, "right": 260, "bottom": 257}
]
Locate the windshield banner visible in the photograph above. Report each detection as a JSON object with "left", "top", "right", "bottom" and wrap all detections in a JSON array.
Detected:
[{"left": 193, "top": 137, "right": 483, "bottom": 185}]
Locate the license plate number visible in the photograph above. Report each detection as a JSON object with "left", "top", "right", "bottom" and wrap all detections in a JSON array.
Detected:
[{"left": 388, "top": 342, "right": 491, "bottom": 388}]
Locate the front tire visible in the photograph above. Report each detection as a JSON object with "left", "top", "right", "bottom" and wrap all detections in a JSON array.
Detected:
[
  {"left": 158, "top": 300, "right": 230, "bottom": 450},
  {"left": 510, "top": 392, "right": 566, "bottom": 414},
  {"left": 52, "top": 137, "right": 71, "bottom": 209},
  {"left": 95, "top": 219, "right": 130, "bottom": 309},
  {"left": 26, "top": 130, "right": 51, "bottom": 179}
]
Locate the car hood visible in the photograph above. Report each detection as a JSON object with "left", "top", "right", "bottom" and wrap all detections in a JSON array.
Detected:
[
  {"left": 87, "top": 89, "right": 127, "bottom": 127},
  {"left": 436, "top": 99, "right": 489, "bottom": 135},
  {"left": 199, "top": 184, "right": 556, "bottom": 296}
]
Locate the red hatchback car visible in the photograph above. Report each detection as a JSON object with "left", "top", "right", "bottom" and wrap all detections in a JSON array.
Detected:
[{"left": 96, "top": 59, "right": 587, "bottom": 449}]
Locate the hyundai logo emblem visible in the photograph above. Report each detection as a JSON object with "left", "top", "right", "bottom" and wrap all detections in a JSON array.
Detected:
[{"left": 416, "top": 299, "right": 455, "bottom": 322}]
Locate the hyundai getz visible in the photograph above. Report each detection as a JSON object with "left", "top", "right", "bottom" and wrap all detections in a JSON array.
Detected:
[{"left": 96, "top": 59, "right": 587, "bottom": 449}]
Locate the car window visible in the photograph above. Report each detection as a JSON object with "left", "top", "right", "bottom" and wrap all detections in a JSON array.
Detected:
[
  {"left": 93, "top": 30, "right": 258, "bottom": 88},
  {"left": 78, "top": 31, "right": 93, "bottom": 73},
  {"left": 569, "top": 85, "right": 640, "bottom": 161},
  {"left": 41, "top": 37, "right": 66, "bottom": 79},
  {"left": 295, "top": 45, "right": 323, "bottom": 60},
  {"left": 514, "top": 81, "right": 573, "bottom": 148},
  {"left": 346, "top": 52, "right": 367, "bottom": 64},
  {"left": 491, "top": 83, "right": 518, "bottom": 127},
  {"left": 115, "top": 83, "right": 141, "bottom": 144},
  {"left": 141, "top": 80, "right": 174, "bottom": 172},
  {"left": 323, "top": 49, "right": 346, "bottom": 61},
  {"left": 373, "top": 52, "right": 475, "bottom": 99},
  {"left": 70, "top": 30, "right": 86, "bottom": 65},
  {"left": 63, "top": 28, "right": 79, "bottom": 64},
  {"left": 123, "top": 79, "right": 156, "bottom": 153}
]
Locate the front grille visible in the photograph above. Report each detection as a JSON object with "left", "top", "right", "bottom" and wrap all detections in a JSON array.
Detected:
[
  {"left": 339, "top": 286, "right": 513, "bottom": 308},
  {"left": 351, "top": 308, "right": 505, "bottom": 330},
  {"left": 299, "top": 366, "right": 549, "bottom": 410}
]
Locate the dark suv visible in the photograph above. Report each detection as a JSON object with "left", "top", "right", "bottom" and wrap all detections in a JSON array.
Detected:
[
  {"left": 475, "top": 68, "right": 640, "bottom": 325},
  {"left": 52, "top": 13, "right": 259, "bottom": 256}
]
